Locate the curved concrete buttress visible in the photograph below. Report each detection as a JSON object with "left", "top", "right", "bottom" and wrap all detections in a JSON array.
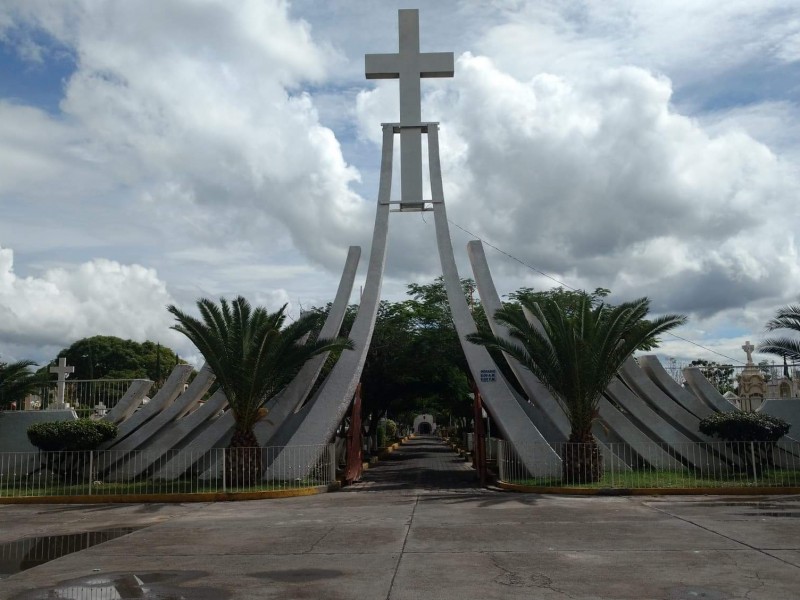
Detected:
[
  {"left": 263, "top": 125, "right": 395, "bottom": 480},
  {"left": 637, "top": 356, "right": 715, "bottom": 420},
  {"left": 597, "top": 397, "right": 684, "bottom": 470},
  {"left": 682, "top": 367, "right": 737, "bottom": 413},
  {"left": 108, "top": 364, "right": 215, "bottom": 452},
  {"left": 605, "top": 378, "right": 716, "bottom": 469},
  {"left": 620, "top": 357, "right": 742, "bottom": 467},
  {"left": 620, "top": 358, "right": 711, "bottom": 443},
  {"left": 104, "top": 365, "right": 216, "bottom": 479},
  {"left": 252, "top": 245, "right": 361, "bottom": 444},
  {"left": 102, "top": 379, "right": 153, "bottom": 425},
  {"left": 467, "top": 240, "right": 628, "bottom": 470},
  {"left": 467, "top": 240, "right": 569, "bottom": 444},
  {"left": 103, "top": 365, "right": 194, "bottom": 447},
  {"left": 760, "top": 399, "right": 800, "bottom": 440},
  {"left": 428, "top": 125, "right": 560, "bottom": 476},
  {"left": 148, "top": 392, "right": 235, "bottom": 480},
  {"left": 757, "top": 400, "right": 800, "bottom": 462}
]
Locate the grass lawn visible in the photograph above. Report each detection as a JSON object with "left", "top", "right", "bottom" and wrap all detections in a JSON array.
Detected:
[
  {"left": 0, "top": 477, "right": 329, "bottom": 498},
  {"left": 509, "top": 469, "right": 800, "bottom": 489}
]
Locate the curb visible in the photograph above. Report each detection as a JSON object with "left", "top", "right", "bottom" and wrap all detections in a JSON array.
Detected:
[
  {"left": 0, "top": 482, "right": 341, "bottom": 505},
  {"left": 496, "top": 480, "right": 800, "bottom": 496}
]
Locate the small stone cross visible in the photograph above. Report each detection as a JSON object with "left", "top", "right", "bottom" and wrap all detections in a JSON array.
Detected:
[
  {"left": 365, "top": 9, "right": 454, "bottom": 208},
  {"left": 742, "top": 340, "right": 755, "bottom": 365},
  {"left": 49, "top": 357, "right": 74, "bottom": 409}
]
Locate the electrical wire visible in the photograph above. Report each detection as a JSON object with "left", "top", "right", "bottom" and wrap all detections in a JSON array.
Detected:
[{"left": 445, "top": 217, "right": 746, "bottom": 365}]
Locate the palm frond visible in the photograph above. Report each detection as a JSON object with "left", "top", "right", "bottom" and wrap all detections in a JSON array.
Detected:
[{"left": 169, "top": 296, "right": 352, "bottom": 434}]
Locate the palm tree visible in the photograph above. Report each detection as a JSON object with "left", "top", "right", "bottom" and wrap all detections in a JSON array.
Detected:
[
  {"left": 759, "top": 304, "right": 800, "bottom": 360},
  {"left": 0, "top": 360, "right": 43, "bottom": 409},
  {"left": 468, "top": 295, "right": 686, "bottom": 483},
  {"left": 168, "top": 296, "right": 352, "bottom": 486}
]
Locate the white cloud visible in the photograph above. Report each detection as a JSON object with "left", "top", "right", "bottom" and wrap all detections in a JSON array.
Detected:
[
  {"left": 0, "top": 1, "right": 798, "bottom": 369},
  {"left": 0, "top": 246, "right": 185, "bottom": 363}
]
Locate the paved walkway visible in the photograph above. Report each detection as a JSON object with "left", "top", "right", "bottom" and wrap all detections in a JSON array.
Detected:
[
  {"left": 347, "top": 434, "right": 479, "bottom": 493},
  {"left": 1, "top": 437, "right": 800, "bottom": 599}
]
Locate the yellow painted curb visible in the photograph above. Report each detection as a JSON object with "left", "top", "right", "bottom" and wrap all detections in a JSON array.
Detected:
[
  {"left": 0, "top": 483, "right": 340, "bottom": 505},
  {"left": 497, "top": 480, "right": 800, "bottom": 496}
]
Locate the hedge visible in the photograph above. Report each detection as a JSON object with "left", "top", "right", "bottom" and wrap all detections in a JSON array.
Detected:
[{"left": 27, "top": 419, "right": 118, "bottom": 452}]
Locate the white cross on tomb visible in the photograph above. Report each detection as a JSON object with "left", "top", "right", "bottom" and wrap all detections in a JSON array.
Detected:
[
  {"left": 49, "top": 357, "right": 74, "bottom": 409},
  {"left": 742, "top": 340, "right": 755, "bottom": 365},
  {"left": 365, "top": 9, "right": 454, "bottom": 208}
]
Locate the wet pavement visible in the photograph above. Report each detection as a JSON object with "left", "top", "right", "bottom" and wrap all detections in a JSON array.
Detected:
[{"left": 0, "top": 436, "right": 799, "bottom": 599}]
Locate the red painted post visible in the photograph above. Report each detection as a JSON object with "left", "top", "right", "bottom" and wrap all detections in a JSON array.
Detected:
[
  {"left": 344, "top": 383, "right": 364, "bottom": 485},
  {"left": 472, "top": 381, "right": 487, "bottom": 487}
]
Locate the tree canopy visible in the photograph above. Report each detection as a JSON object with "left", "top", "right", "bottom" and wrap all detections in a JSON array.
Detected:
[
  {"left": 0, "top": 360, "right": 44, "bottom": 409},
  {"left": 43, "top": 336, "right": 183, "bottom": 382}
]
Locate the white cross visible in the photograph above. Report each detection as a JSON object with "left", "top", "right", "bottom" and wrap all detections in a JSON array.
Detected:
[
  {"left": 742, "top": 340, "right": 755, "bottom": 365},
  {"left": 365, "top": 9, "right": 454, "bottom": 208},
  {"left": 49, "top": 357, "right": 74, "bottom": 409}
]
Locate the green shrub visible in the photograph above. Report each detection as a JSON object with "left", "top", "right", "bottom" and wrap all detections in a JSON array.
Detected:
[
  {"left": 27, "top": 419, "right": 118, "bottom": 451},
  {"left": 384, "top": 419, "right": 398, "bottom": 441},
  {"left": 699, "top": 411, "right": 790, "bottom": 476},
  {"left": 376, "top": 423, "right": 387, "bottom": 449},
  {"left": 699, "top": 412, "right": 790, "bottom": 442},
  {"left": 27, "top": 419, "right": 117, "bottom": 482}
]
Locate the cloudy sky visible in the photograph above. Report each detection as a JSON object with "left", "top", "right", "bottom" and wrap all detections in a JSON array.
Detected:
[{"left": 1, "top": 0, "right": 799, "bottom": 369}]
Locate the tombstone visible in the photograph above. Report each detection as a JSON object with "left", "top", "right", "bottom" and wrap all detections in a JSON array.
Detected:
[
  {"left": 737, "top": 341, "right": 766, "bottom": 411},
  {"left": 48, "top": 357, "right": 74, "bottom": 410}
]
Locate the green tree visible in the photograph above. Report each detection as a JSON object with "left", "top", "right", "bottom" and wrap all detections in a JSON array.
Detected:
[
  {"left": 468, "top": 295, "right": 686, "bottom": 483},
  {"left": 689, "top": 359, "right": 736, "bottom": 394},
  {"left": 168, "top": 296, "right": 352, "bottom": 485},
  {"left": 759, "top": 304, "right": 800, "bottom": 360},
  {"left": 0, "top": 360, "right": 44, "bottom": 409},
  {"left": 44, "top": 336, "right": 182, "bottom": 382}
]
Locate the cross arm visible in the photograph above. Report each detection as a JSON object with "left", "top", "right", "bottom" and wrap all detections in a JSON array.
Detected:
[
  {"left": 420, "top": 52, "right": 455, "bottom": 78},
  {"left": 365, "top": 53, "right": 400, "bottom": 79}
]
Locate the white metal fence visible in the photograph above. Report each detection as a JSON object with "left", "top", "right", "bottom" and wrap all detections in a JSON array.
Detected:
[
  {"left": 0, "top": 444, "right": 336, "bottom": 498},
  {"left": 496, "top": 439, "right": 800, "bottom": 489},
  {"left": 8, "top": 379, "right": 146, "bottom": 414}
]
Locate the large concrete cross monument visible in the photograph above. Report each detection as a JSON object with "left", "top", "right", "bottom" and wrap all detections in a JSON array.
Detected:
[
  {"left": 366, "top": 9, "right": 453, "bottom": 210},
  {"left": 49, "top": 357, "right": 74, "bottom": 410},
  {"left": 266, "top": 8, "right": 560, "bottom": 479}
]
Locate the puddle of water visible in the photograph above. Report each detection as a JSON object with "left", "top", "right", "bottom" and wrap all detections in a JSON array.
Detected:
[
  {"left": 739, "top": 512, "right": 800, "bottom": 518},
  {"left": 10, "top": 570, "right": 228, "bottom": 600},
  {"left": 678, "top": 502, "right": 799, "bottom": 510},
  {"left": 0, "top": 528, "right": 140, "bottom": 580},
  {"left": 251, "top": 568, "right": 343, "bottom": 582},
  {"left": 668, "top": 586, "right": 726, "bottom": 599}
]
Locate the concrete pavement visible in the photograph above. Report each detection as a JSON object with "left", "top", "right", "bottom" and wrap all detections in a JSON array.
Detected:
[{"left": 1, "top": 436, "right": 799, "bottom": 599}]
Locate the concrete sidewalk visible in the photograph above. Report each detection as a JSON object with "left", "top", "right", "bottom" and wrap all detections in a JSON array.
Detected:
[{"left": 1, "top": 438, "right": 799, "bottom": 598}]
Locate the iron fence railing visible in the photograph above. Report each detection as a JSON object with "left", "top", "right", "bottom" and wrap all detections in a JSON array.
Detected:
[
  {"left": 664, "top": 359, "right": 800, "bottom": 398},
  {"left": 496, "top": 439, "right": 800, "bottom": 489},
  {"left": 0, "top": 444, "right": 336, "bottom": 498},
  {"left": 4, "top": 379, "right": 149, "bottom": 414}
]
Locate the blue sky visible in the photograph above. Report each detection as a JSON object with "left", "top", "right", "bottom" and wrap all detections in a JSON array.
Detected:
[{"left": 0, "top": 1, "right": 799, "bottom": 368}]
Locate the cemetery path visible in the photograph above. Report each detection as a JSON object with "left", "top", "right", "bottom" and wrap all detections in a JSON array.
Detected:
[{"left": 345, "top": 434, "right": 483, "bottom": 494}]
